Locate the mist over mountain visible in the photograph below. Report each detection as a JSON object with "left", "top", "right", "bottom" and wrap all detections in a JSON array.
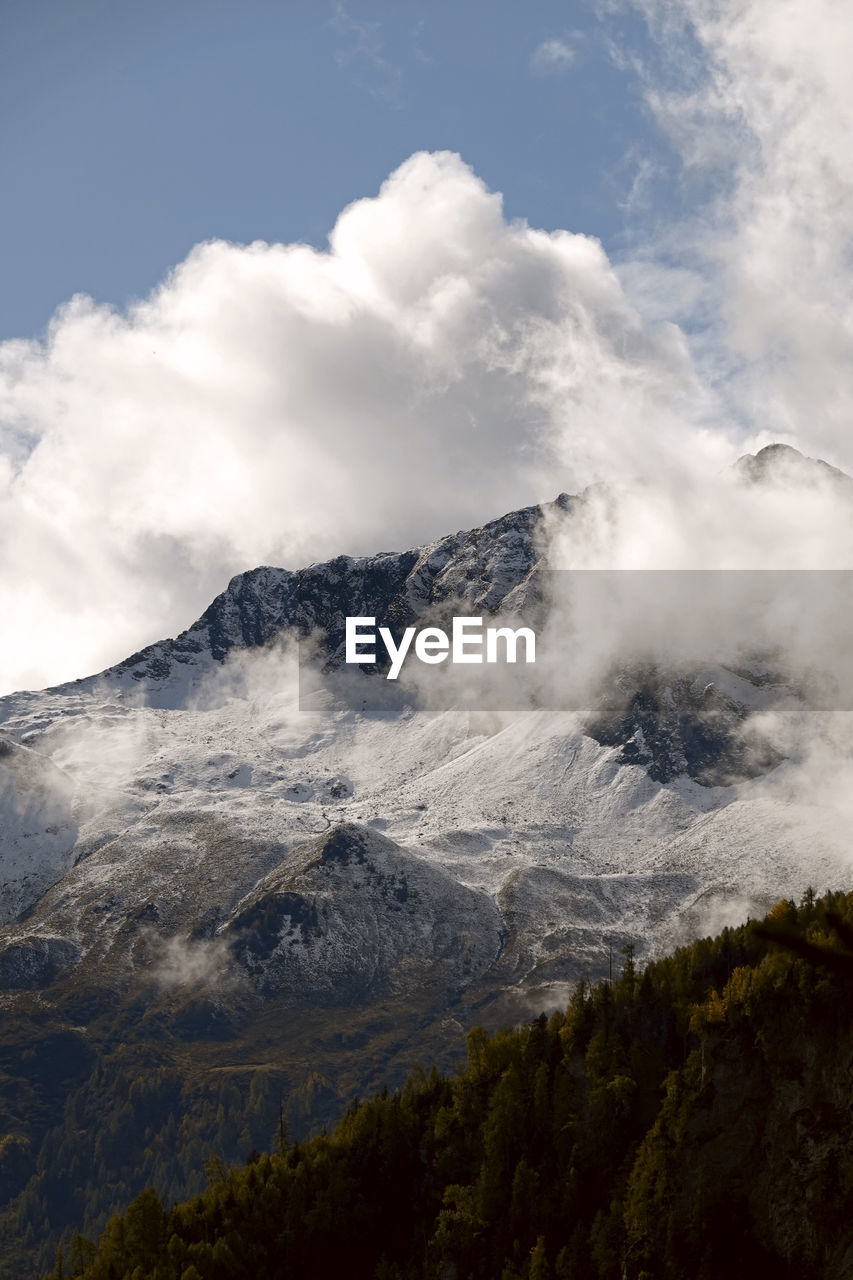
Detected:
[
  {"left": 4, "top": 1, "right": 853, "bottom": 1272},
  {"left": 1, "top": 443, "right": 853, "bottom": 1274}
]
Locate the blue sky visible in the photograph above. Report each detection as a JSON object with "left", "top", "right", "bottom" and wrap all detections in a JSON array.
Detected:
[{"left": 1, "top": 0, "right": 672, "bottom": 340}]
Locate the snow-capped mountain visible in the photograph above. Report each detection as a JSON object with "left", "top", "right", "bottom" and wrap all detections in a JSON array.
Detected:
[{"left": 0, "top": 447, "right": 850, "bottom": 1027}]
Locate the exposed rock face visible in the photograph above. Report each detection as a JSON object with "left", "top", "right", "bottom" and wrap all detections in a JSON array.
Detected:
[
  {"left": 109, "top": 495, "right": 568, "bottom": 683},
  {"left": 585, "top": 669, "right": 784, "bottom": 785},
  {"left": 0, "top": 935, "right": 80, "bottom": 989}
]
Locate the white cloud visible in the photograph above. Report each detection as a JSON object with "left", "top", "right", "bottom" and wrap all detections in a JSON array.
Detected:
[
  {"left": 0, "top": 150, "right": 717, "bottom": 696},
  {"left": 531, "top": 38, "right": 577, "bottom": 75},
  {"left": 626, "top": 0, "right": 853, "bottom": 469},
  {"left": 150, "top": 933, "right": 238, "bottom": 991},
  {"left": 331, "top": 3, "right": 404, "bottom": 105}
]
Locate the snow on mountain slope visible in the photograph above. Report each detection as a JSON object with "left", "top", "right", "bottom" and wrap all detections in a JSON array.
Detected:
[
  {"left": 1, "top": 463, "right": 851, "bottom": 1012},
  {"left": 0, "top": 737, "right": 77, "bottom": 925}
]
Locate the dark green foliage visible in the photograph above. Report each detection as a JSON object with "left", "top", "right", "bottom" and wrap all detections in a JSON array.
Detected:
[
  {"left": 0, "top": 1048, "right": 297, "bottom": 1279},
  {"left": 39, "top": 890, "right": 853, "bottom": 1280},
  {"left": 1, "top": 947, "right": 476, "bottom": 1277}
]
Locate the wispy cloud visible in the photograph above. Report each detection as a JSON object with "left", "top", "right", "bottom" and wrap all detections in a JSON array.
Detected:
[
  {"left": 531, "top": 38, "right": 577, "bottom": 76},
  {"left": 623, "top": 0, "right": 853, "bottom": 464},
  {"left": 617, "top": 151, "right": 661, "bottom": 216},
  {"left": 411, "top": 17, "right": 430, "bottom": 67},
  {"left": 331, "top": 3, "right": 404, "bottom": 106},
  {"left": 150, "top": 933, "right": 239, "bottom": 992}
]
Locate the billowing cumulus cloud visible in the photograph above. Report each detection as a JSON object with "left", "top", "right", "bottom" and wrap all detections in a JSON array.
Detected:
[{"left": 0, "top": 150, "right": 717, "bottom": 695}]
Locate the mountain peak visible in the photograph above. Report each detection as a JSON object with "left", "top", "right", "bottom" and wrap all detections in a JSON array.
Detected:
[
  {"left": 735, "top": 442, "right": 853, "bottom": 487},
  {"left": 104, "top": 494, "right": 571, "bottom": 688}
]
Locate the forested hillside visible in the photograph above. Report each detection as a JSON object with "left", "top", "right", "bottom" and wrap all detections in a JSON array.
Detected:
[{"left": 45, "top": 890, "right": 853, "bottom": 1280}]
